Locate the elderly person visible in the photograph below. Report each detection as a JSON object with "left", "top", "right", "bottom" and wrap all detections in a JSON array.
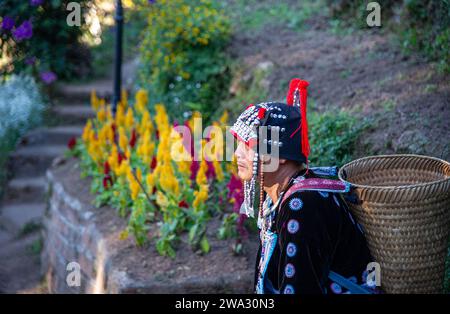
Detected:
[{"left": 230, "top": 78, "right": 376, "bottom": 294}]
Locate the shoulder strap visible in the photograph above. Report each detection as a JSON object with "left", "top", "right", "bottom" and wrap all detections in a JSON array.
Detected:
[
  {"left": 279, "top": 177, "right": 351, "bottom": 207},
  {"left": 328, "top": 271, "right": 373, "bottom": 294}
]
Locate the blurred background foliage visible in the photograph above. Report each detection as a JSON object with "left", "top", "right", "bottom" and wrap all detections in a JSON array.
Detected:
[
  {"left": 135, "top": 0, "right": 232, "bottom": 123},
  {"left": 0, "top": 0, "right": 92, "bottom": 81}
]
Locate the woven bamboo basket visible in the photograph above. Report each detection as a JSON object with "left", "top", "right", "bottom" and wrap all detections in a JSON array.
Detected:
[{"left": 338, "top": 154, "right": 450, "bottom": 294}]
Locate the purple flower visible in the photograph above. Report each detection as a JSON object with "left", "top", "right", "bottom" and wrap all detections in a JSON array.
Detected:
[
  {"left": 1, "top": 16, "right": 14, "bottom": 31},
  {"left": 40, "top": 71, "right": 57, "bottom": 84},
  {"left": 12, "top": 20, "right": 33, "bottom": 41},
  {"left": 30, "top": 0, "right": 44, "bottom": 6},
  {"left": 148, "top": 0, "right": 156, "bottom": 4},
  {"left": 25, "top": 56, "right": 37, "bottom": 65}
]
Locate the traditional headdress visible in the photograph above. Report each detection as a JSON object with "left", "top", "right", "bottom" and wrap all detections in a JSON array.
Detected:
[{"left": 230, "top": 78, "right": 310, "bottom": 218}]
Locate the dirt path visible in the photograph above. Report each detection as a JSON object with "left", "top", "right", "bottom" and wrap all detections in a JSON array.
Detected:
[{"left": 229, "top": 16, "right": 450, "bottom": 161}]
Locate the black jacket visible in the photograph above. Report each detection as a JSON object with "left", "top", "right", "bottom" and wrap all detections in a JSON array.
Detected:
[{"left": 254, "top": 175, "right": 373, "bottom": 294}]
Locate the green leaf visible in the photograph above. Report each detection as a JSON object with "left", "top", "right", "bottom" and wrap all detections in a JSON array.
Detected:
[
  {"left": 200, "top": 236, "right": 210, "bottom": 253},
  {"left": 189, "top": 224, "right": 198, "bottom": 243}
]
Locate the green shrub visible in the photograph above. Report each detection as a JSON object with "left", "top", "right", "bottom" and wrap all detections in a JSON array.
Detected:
[
  {"left": 308, "top": 106, "right": 372, "bottom": 167},
  {"left": 137, "top": 0, "right": 231, "bottom": 122},
  {"left": 400, "top": 0, "right": 450, "bottom": 73}
]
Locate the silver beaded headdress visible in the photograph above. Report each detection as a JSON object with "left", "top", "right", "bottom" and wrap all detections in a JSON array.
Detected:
[{"left": 230, "top": 78, "right": 311, "bottom": 218}]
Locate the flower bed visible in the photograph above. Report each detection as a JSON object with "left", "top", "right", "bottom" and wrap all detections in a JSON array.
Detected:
[
  {"left": 42, "top": 157, "right": 257, "bottom": 293},
  {"left": 69, "top": 89, "right": 251, "bottom": 259}
]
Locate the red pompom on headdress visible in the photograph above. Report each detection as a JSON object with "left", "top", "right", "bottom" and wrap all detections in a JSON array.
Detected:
[
  {"left": 286, "top": 78, "right": 310, "bottom": 168},
  {"left": 258, "top": 107, "right": 266, "bottom": 119}
]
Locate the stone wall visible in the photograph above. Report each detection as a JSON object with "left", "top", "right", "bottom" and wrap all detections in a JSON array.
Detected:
[{"left": 41, "top": 158, "right": 257, "bottom": 293}]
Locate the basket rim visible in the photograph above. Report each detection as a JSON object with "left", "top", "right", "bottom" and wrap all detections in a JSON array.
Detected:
[{"left": 338, "top": 154, "right": 450, "bottom": 190}]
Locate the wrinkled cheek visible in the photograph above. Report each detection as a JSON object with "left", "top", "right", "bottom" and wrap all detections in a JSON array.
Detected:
[{"left": 237, "top": 167, "right": 252, "bottom": 181}]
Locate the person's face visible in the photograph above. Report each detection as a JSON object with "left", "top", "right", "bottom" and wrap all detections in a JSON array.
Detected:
[{"left": 234, "top": 141, "right": 255, "bottom": 181}]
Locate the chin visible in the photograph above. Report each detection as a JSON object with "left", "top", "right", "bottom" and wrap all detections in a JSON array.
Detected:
[{"left": 237, "top": 170, "right": 252, "bottom": 181}]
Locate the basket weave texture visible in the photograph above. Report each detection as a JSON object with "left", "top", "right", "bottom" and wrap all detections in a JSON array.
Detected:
[{"left": 338, "top": 154, "right": 450, "bottom": 293}]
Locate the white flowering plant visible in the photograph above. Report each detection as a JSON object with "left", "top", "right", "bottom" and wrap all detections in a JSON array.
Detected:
[{"left": 0, "top": 74, "right": 46, "bottom": 195}]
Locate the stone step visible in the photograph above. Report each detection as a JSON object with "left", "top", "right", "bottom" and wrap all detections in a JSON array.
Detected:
[
  {"left": 8, "top": 145, "right": 67, "bottom": 178},
  {"left": 0, "top": 227, "right": 13, "bottom": 247},
  {"left": 19, "top": 126, "right": 83, "bottom": 147},
  {"left": 54, "top": 80, "right": 113, "bottom": 102},
  {"left": 3, "top": 177, "right": 47, "bottom": 204},
  {"left": 0, "top": 203, "right": 46, "bottom": 235},
  {"left": 51, "top": 105, "right": 95, "bottom": 125}
]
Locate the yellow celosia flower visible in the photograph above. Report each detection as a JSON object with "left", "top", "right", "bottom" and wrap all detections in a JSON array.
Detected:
[
  {"left": 146, "top": 173, "right": 155, "bottom": 195},
  {"left": 213, "top": 160, "right": 224, "bottom": 182},
  {"left": 82, "top": 120, "right": 93, "bottom": 143},
  {"left": 193, "top": 184, "right": 208, "bottom": 210},
  {"left": 135, "top": 89, "right": 148, "bottom": 114},
  {"left": 106, "top": 105, "right": 113, "bottom": 122},
  {"left": 137, "top": 129, "right": 154, "bottom": 165},
  {"left": 159, "top": 163, "right": 180, "bottom": 196},
  {"left": 154, "top": 103, "right": 170, "bottom": 134},
  {"left": 115, "top": 159, "right": 129, "bottom": 177},
  {"left": 219, "top": 110, "right": 228, "bottom": 126},
  {"left": 108, "top": 144, "right": 119, "bottom": 172},
  {"left": 87, "top": 136, "right": 102, "bottom": 164},
  {"left": 125, "top": 107, "right": 135, "bottom": 129},
  {"left": 118, "top": 127, "right": 129, "bottom": 153},
  {"left": 196, "top": 158, "right": 208, "bottom": 187},
  {"left": 139, "top": 110, "right": 154, "bottom": 136},
  {"left": 130, "top": 178, "right": 140, "bottom": 201},
  {"left": 121, "top": 89, "right": 128, "bottom": 108},
  {"left": 156, "top": 191, "right": 169, "bottom": 208},
  {"left": 115, "top": 103, "right": 126, "bottom": 127},
  {"left": 91, "top": 90, "right": 99, "bottom": 111},
  {"left": 125, "top": 166, "right": 141, "bottom": 201}
]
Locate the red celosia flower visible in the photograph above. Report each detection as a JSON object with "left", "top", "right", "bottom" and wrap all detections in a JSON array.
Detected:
[
  {"left": 178, "top": 200, "right": 189, "bottom": 208},
  {"left": 150, "top": 156, "right": 157, "bottom": 170},
  {"left": 103, "top": 175, "right": 113, "bottom": 189},
  {"left": 227, "top": 174, "right": 244, "bottom": 213},
  {"left": 118, "top": 151, "right": 127, "bottom": 165},
  {"left": 129, "top": 129, "right": 137, "bottom": 148},
  {"left": 67, "top": 137, "right": 77, "bottom": 150},
  {"left": 103, "top": 161, "right": 111, "bottom": 175},
  {"left": 111, "top": 123, "right": 117, "bottom": 142},
  {"left": 189, "top": 160, "right": 199, "bottom": 181}
]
